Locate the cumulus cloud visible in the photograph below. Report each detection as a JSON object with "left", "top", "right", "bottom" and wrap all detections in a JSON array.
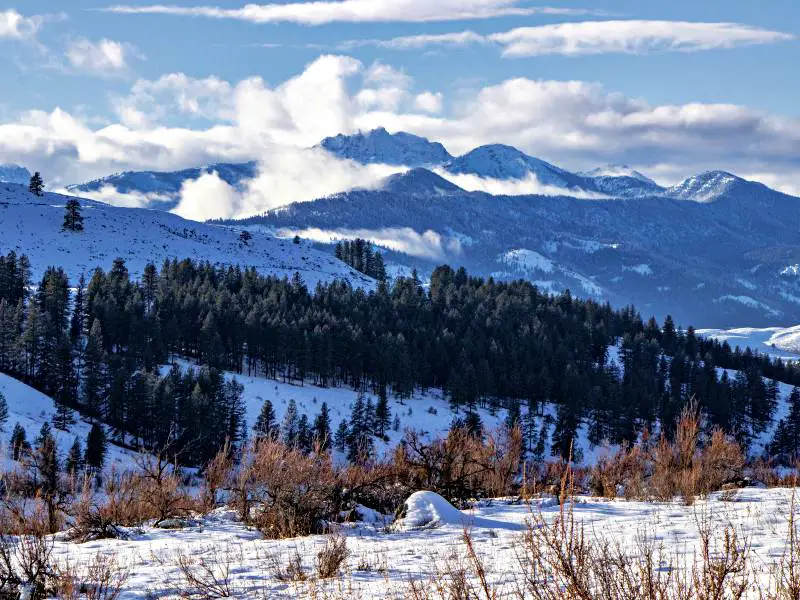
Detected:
[
  {"left": 65, "top": 184, "right": 173, "bottom": 209},
  {"left": 414, "top": 92, "right": 444, "bottom": 114},
  {"left": 0, "top": 9, "right": 42, "bottom": 40},
  {"left": 101, "top": 1, "right": 600, "bottom": 25},
  {"left": 340, "top": 20, "right": 794, "bottom": 56},
  {"left": 172, "top": 149, "right": 401, "bottom": 220},
  {"left": 277, "top": 227, "right": 461, "bottom": 260},
  {"left": 2, "top": 53, "right": 800, "bottom": 218},
  {"left": 66, "top": 38, "right": 136, "bottom": 73}
]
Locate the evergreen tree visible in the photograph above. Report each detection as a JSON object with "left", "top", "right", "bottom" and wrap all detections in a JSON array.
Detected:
[
  {"left": 28, "top": 172, "right": 44, "bottom": 196},
  {"left": 334, "top": 419, "right": 349, "bottom": 453},
  {"left": 82, "top": 319, "right": 107, "bottom": 418},
  {"left": 254, "top": 399, "right": 277, "bottom": 439},
  {"left": 85, "top": 423, "right": 107, "bottom": 473},
  {"left": 9, "top": 423, "right": 29, "bottom": 461},
  {"left": 297, "top": 414, "right": 311, "bottom": 452},
  {"left": 312, "top": 402, "right": 332, "bottom": 450},
  {"left": 374, "top": 389, "right": 391, "bottom": 437},
  {"left": 281, "top": 399, "right": 299, "bottom": 446},
  {"left": 62, "top": 199, "right": 84, "bottom": 232},
  {"left": 66, "top": 436, "right": 84, "bottom": 476},
  {"left": 70, "top": 273, "right": 86, "bottom": 348},
  {"left": 0, "top": 391, "right": 8, "bottom": 431}
]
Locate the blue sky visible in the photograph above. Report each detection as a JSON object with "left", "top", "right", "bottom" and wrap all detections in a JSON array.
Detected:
[{"left": 0, "top": 0, "right": 799, "bottom": 215}]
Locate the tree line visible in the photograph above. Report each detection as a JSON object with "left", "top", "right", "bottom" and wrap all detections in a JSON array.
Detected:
[{"left": 2, "top": 250, "right": 800, "bottom": 466}]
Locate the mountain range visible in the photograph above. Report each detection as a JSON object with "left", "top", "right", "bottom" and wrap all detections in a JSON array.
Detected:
[{"left": 3, "top": 127, "right": 800, "bottom": 327}]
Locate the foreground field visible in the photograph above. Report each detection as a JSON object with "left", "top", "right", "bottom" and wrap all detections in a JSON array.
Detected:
[{"left": 45, "top": 487, "right": 800, "bottom": 599}]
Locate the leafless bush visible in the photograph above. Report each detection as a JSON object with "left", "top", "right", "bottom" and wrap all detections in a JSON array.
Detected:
[
  {"left": 54, "top": 552, "right": 129, "bottom": 600},
  {"left": 64, "top": 480, "right": 126, "bottom": 543},
  {"left": 314, "top": 529, "right": 349, "bottom": 579},
  {"left": 0, "top": 531, "right": 56, "bottom": 599},
  {"left": 267, "top": 550, "right": 308, "bottom": 583},
  {"left": 175, "top": 545, "right": 243, "bottom": 598}
]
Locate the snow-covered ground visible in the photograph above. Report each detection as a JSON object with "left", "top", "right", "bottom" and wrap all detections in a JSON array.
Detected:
[
  {"left": 0, "top": 182, "right": 372, "bottom": 287},
  {"left": 698, "top": 326, "right": 800, "bottom": 361},
  {"left": 44, "top": 487, "right": 800, "bottom": 598}
]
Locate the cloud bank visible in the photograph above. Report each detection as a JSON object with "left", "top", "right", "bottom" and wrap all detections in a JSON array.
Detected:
[{"left": 1, "top": 54, "right": 800, "bottom": 220}]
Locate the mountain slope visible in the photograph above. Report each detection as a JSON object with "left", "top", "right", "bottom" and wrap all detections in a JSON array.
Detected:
[
  {"left": 0, "top": 182, "right": 372, "bottom": 287},
  {"left": 233, "top": 168, "right": 800, "bottom": 327},
  {"left": 0, "top": 164, "right": 32, "bottom": 185}
]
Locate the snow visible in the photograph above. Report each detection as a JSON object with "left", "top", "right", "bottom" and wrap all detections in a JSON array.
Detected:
[
  {"left": 668, "top": 170, "right": 741, "bottom": 202},
  {"left": 498, "top": 248, "right": 554, "bottom": 274},
  {"left": 0, "top": 164, "right": 32, "bottom": 185},
  {"left": 320, "top": 127, "right": 452, "bottom": 167},
  {"left": 623, "top": 263, "right": 653, "bottom": 276},
  {"left": 0, "top": 373, "right": 138, "bottom": 472},
  {"left": 580, "top": 164, "right": 656, "bottom": 184},
  {"left": 781, "top": 264, "right": 800, "bottom": 277},
  {"left": 393, "top": 491, "right": 524, "bottom": 531},
  {"left": 714, "top": 295, "right": 782, "bottom": 318},
  {"left": 39, "top": 487, "right": 800, "bottom": 598},
  {"left": 0, "top": 182, "right": 373, "bottom": 287}
]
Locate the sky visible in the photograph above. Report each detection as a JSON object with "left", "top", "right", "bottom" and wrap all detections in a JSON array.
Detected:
[{"left": 0, "top": 0, "right": 799, "bottom": 217}]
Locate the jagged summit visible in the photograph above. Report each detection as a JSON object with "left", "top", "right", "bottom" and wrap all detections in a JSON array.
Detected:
[
  {"left": 668, "top": 170, "right": 743, "bottom": 202},
  {"left": 0, "top": 164, "right": 32, "bottom": 185},
  {"left": 320, "top": 127, "right": 452, "bottom": 167}
]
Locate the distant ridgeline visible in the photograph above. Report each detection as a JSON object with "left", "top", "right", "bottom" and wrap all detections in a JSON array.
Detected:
[{"left": 1, "top": 250, "right": 799, "bottom": 466}]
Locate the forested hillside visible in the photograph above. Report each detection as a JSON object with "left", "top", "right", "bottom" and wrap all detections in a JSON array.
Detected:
[{"left": 1, "top": 250, "right": 798, "bottom": 467}]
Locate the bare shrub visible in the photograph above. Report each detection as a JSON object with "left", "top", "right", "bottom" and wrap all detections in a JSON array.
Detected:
[
  {"left": 395, "top": 425, "right": 523, "bottom": 503},
  {"left": 268, "top": 550, "right": 307, "bottom": 583},
  {"left": 175, "top": 545, "right": 242, "bottom": 598},
  {"left": 54, "top": 552, "right": 129, "bottom": 600},
  {"left": 0, "top": 531, "right": 56, "bottom": 599},
  {"left": 314, "top": 529, "right": 349, "bottom": 579},
  {"left": 64, "top": 480, "right": 126, "bottom": 543},
  {"left": 131, "top": 449, "right": 195, "bottom": 527}
]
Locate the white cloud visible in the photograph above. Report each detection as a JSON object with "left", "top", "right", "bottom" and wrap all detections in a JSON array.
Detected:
[
  {"left": 434, "top": 169, "right": 608, "bottom": 198},
  {"left": 277, "top": 227, "right": 461, "bottom": 260},
  {"left": 340, "top": 20, "right": 793, "bottom": 56},
  {"left": 102, "top": 1, "right": 599, "bottom": 25},
  {"left": 414, "top": 92, "right": 444, "bottom": 114},
  {"left": 2, "top": 53, "right": 800, "bottom": 220},
  {"left": 66, "top": 38, "right": 135, "bottom": 73},
  {"left": 0, "top": 9, "right": 41, "bottom": 40},
  {"left": 490, "top": 21, "right": 795, "bottom": 56}
]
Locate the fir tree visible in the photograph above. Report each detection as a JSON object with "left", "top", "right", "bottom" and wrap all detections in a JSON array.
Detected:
[
  {"left": 82, "top": 319, "right": 107, "bottom": 418},
  {"left": 254, "top": 399, "right": 277, "bottom": 439},
  {"left": 66, "top": 436, "right": 84, "bottom": 476},
  {"left": 334, "top": 419, "right": 349, "bottom": 453},
  {"left": 297, "top": 414, "right": 311, "bottom": 452},
  {"left": 28, "top": 172, "right": 44, "bottom": 196},
  {"left": 281, "top": 398, "right": 299, "bottom": 446},
  {"left": 374, "top": 389, "right": 391, "bottom": 437},
  {"left": 85, "top": 423, "right": 107, "bottom": 473},
  {"left": 62, "top": 199, "right": 84, "bottom": 232},
  {"left": 312, "top": 402, "right": 331, "bottom": 450},
  {"left": 9, "top": 423, "right": 29, "bottom": 461},
  {"left": 0, "top": 391, "right": 8, "bottom": 431}
]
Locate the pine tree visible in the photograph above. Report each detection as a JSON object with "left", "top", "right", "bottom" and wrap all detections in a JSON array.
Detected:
[
  {"left": 82, "top": 319, "right": 107, "bottom": 418},
  {"left": 70, "top": 273, "right": 86, "bottom": 348},
  {"left": 0, "top": 391, "right": 8, "bottom": 431},
  {"left": 62, "top": 199, "right": 84, "bottom": 232},
  {"left": 28, "top": 172, "right": 44, "bottom": 196},
  {"left": 254, "top": 399, "right": 277, "bottom": 439},
  {"left": 297, "top": 414, "right": 311, "bottom": 452},
  {"left": 281, "top": 398, "right": 299, "bottom": 446},
  {"left": 9, "top": 423, "right": 29, "bottom": 461},
  {"left": 334, "top": 420, "right": 349, "bottom": 453},
  {"left": 66, "top": 436, "right": 84, "bottom": 476},
  {"left": 85, "top": 423, "right": 107, "bottom": 473},
  {"left": 374, "top": 389, "right": 390, "bottom": 437},
  {"left": 312, "top": 402, "right": 331, "bottom": 450}
]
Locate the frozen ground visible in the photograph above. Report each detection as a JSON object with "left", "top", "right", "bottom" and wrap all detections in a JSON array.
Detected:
[
  {"left": 698, "top": 326, "right": 800, "bottom": 362},
  {"left": 46, "top": 487, "right": 800, "bottom": 599}
]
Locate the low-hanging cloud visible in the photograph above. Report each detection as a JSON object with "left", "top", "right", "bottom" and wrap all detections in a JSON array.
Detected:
[
  {"left": 276, "top": 226, "right": 462, "bottom": 260},
  {"left": 434, "top": 169, "right": 609, "bottom": 198}
]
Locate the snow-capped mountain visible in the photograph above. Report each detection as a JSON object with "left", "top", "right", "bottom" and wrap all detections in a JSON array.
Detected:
[
  {"left": 232, "top": 166, "right": 800, "bottom": 327},
  {"left": 444, "top": 144, "right": 596, "bottom": 191},
  {"left": 319, "top": 127, "right": 452, "bottom": 166},
  {"left": 0, "top": 164, "right": 32, "bottom": 185},
  {"left": 68, "top": 162, "right": 258, "bottom": 210},
  {"left": 667, "top": 170, "right": 743, "bottom": 202},
  {"left": 0, "top": 182, "right": 372, "bottom": 288}
]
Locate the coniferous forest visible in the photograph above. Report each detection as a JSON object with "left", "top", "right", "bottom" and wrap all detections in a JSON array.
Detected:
[{"left": 1, "top": 250, "right": 799, "bottom": 467}]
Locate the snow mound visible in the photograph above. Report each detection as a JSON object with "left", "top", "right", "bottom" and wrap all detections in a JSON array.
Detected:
[{"left": 393, "top": 491, "right": 523, "bottom": 531}]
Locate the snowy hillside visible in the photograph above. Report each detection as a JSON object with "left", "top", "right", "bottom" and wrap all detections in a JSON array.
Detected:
[
  {"left": 0, "top": 182, "right": 373, "bottom": 286},
  {"left": 319, "top": 127, "right": 452, "bottom": 166},
  {"left": 699, "top": 326, "right": 800, "bottom": 361},
  {"left": 0, "top": 373, "right": 137, "bottom": 472},
  {"left": 0, "top": 164, "right": 32, "bottom": 185}
]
